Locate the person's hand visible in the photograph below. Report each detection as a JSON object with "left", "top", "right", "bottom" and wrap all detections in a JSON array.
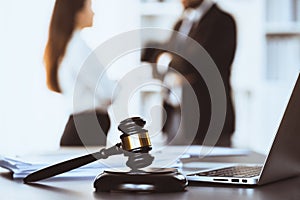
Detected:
[
  {"left": 164, "top": 72, "right": 184, "bottom": 88},
  {"left": 156, "top": 52, "right": 173, "bottom": 75}
]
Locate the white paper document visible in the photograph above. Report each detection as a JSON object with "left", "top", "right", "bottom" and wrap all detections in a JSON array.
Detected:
[
  {"left": 152, "top": 145, "right": 250, "bottom": 159},
  {"left": 0, "top": 152, "right": 125, "bottom": 179}
]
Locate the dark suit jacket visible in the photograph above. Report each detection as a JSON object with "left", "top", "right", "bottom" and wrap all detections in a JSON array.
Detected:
[{"left": 142, "top": 4, "right": 237, "bottom": 146}]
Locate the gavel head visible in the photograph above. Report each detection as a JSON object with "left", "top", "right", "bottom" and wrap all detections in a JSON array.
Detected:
[{"left": 118, "top": 117, "right": 154, "bottom": 171}]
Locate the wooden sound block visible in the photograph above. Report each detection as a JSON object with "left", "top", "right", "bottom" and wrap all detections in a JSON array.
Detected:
[{"left": 94, "top": 168, "right": 188, "bottom": 192}]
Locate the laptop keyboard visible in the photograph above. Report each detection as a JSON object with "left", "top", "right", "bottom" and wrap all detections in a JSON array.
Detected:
[{"left": 188, "top": 166, "right": 262, "bottom": 178}]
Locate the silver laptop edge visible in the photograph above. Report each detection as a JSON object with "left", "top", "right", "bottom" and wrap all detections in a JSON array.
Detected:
[
  {"left": 186, "top": 163, "right": 261, "bottom": 185},
  {"left": 187, "top": 73, "right": 300, "bottom": 185}
]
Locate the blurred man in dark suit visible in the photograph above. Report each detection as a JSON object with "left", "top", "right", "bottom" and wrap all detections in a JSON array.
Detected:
[{"left": 142, "top": 0, "right": 237, "bottom": 147}]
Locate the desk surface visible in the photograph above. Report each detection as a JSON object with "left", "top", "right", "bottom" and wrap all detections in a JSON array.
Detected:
[{"left": 1, "top": 151, "right": 300, "bottom": 200}]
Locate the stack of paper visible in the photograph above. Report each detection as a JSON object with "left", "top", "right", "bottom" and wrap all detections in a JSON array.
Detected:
[{"left": 0, "top": 154, "right": 125, "bottom": 179}]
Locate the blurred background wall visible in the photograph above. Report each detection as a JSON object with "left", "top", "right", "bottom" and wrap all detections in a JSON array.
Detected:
[{"left": 0, "top": 0, "right": 299, "bottom": 154}]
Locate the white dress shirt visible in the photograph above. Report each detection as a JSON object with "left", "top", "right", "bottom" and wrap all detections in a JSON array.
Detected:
[
  {"left": 179, "top": 0, "right": 214, "bottom": 35},
  {"left": 59, "top": 30, "right": 116, "bottom": 115}
]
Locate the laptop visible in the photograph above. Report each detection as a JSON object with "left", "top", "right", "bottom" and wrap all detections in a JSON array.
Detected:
[{"left": 186, "top": 74, "right": 300, "bottom": 185}]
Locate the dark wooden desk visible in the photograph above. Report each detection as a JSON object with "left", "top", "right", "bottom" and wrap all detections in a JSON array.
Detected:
[{"left": 1, "top": 152, "right": 299, "bottom": 199}]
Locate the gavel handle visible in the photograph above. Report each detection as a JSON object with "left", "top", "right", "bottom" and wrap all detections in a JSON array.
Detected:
[{"left": 23, "top": 143, "right": 123, "bottom": 183}]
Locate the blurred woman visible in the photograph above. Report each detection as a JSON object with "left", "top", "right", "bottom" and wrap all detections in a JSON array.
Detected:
[{"left": 44, "top": 0, "right": 115, "bottom": 146}]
